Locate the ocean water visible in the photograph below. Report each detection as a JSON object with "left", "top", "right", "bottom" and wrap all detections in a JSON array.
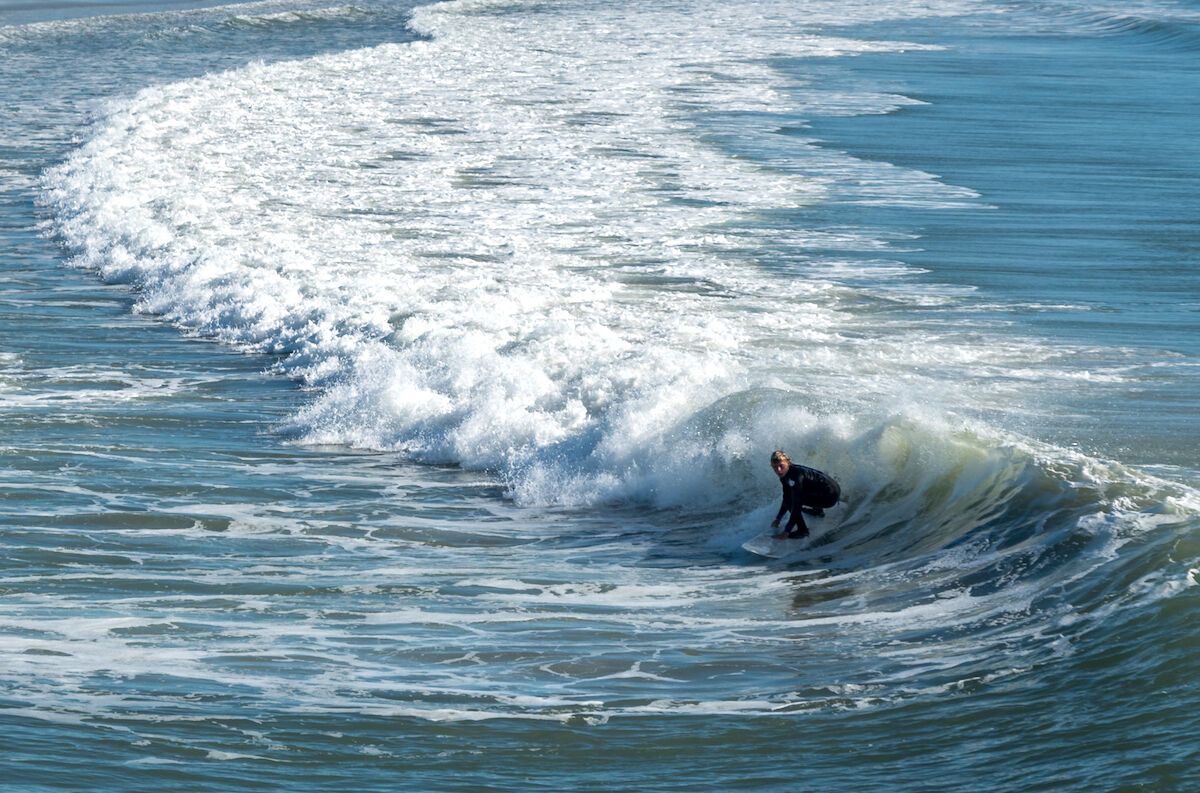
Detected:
[{"left": 2, "top": 0, "right": 1198, "bottom": 789}]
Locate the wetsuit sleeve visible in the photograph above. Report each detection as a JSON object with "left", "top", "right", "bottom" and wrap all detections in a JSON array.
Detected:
[
  {"left": 775, "top": 477, "right": 789, "bottom": 524},
  {"left": 782, "top": 466, "right": 808, "bottom": 533}
]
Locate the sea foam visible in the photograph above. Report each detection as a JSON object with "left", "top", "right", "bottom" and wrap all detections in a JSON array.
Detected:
[{"left": 42, "top": 0, "right": 1130, "bottom": 513}]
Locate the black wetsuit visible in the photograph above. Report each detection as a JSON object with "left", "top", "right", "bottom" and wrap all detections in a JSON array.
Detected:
[{"left": 775, "top": 463, "right": 841, "bottom": 537}]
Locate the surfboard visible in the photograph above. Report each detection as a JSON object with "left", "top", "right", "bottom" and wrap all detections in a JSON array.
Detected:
[
  {"left": 741, "top": 532, "right": 807, "bottom": 558},
  {"left": 741, "top": 504, "right": 844, "bottom": 559}
]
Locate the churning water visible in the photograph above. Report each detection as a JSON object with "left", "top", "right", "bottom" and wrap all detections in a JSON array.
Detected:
[{"left": 3, "top": 0, "right": 1198, "bottom": 789}]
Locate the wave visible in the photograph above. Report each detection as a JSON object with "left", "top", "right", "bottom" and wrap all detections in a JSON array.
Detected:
[
  {"left": 220, "top": 5, "right": 373, "bottom": 27},
  {"left": 16, "top": 0, "right": 1200, "bottom": 745},
  {"left": 0, "top": 0, "right": 380, "bottom": 46},
  {"left": 1070, "top": 12, "right": 1200, "bottom": 50},
  {"left": 40, "top": 0, "right": 1198, "bottom": 579},
  {"left": 1012, "top": 2, "right": 1200, "bottom": 52}
]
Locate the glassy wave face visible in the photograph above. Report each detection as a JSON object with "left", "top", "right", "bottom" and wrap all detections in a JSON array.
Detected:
[{"left": 9, "top": 0, "right": 1200, "bottom": 787}]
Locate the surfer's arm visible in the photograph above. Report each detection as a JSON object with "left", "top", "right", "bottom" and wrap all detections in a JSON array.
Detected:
[
  {"left": 781, "top": 476, "right": 809, "bottom": 532},
  {"left": 784, "top": 511, "right": 808, "bottom": 534},
  {"left": 773, "top": 479, "right": 789, "bottom": 526}
]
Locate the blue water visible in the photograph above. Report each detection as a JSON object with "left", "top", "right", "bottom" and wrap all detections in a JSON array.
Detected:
[{"left": 2, "top": 0, "right": 1198, "bottom": 790}]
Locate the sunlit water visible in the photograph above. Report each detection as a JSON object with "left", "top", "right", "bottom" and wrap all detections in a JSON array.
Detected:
[{"left": 3, "top": 0, "right": 1198, "bottom": 789}]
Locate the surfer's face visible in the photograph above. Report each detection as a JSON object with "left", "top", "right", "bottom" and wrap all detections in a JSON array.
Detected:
[{"left": 771, "top": 459, "right": 788, "bottom": 476}]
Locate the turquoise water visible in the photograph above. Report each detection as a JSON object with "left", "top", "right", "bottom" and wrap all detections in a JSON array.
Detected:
[{"left": 2, "top": 0, "right": 1198, "bottom": 789}]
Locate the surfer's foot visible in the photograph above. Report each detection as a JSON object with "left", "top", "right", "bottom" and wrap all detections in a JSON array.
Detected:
[
  {"left": 801, "top": 507, "right": 825, "bottom": 517},
  {"left": 786, "top": 528, "right": 809, "bottom": 539}
]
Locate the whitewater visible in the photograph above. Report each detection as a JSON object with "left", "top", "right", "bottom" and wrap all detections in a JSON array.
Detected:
[{"left": 5, "top": 0, "right": 1199, "bottom": 789}]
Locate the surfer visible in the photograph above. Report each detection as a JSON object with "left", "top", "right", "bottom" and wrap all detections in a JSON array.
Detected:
[{"left": 769, "top": 450, "right": 841, "bottom": 539}]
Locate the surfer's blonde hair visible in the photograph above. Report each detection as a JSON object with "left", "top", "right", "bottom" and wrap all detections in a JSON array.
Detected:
[{"left": 770, "top": 450, "right": 790, "bottom": 465}]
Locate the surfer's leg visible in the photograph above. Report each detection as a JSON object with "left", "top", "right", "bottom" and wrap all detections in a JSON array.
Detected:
[{"left": 802, "top": 481, "right": 840, "bottom": 515}]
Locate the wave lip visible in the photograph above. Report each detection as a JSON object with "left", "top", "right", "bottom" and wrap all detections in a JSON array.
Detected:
[{"left": 1063, "top": 9, "right": 1200, "bottom": 51}]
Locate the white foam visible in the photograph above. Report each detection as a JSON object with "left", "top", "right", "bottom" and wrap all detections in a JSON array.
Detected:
[{"left": 39, "top": 0, "right": 1181, "bottom": 518}]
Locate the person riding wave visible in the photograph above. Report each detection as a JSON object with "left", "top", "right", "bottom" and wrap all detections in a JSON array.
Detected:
[{"left": 769, "top": 450, "right": 841, "bottom": 539}]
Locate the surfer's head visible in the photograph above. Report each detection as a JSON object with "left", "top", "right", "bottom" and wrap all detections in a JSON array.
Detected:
[{"left": 770, "top": 450, "right": 790, "bottom": 475}]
